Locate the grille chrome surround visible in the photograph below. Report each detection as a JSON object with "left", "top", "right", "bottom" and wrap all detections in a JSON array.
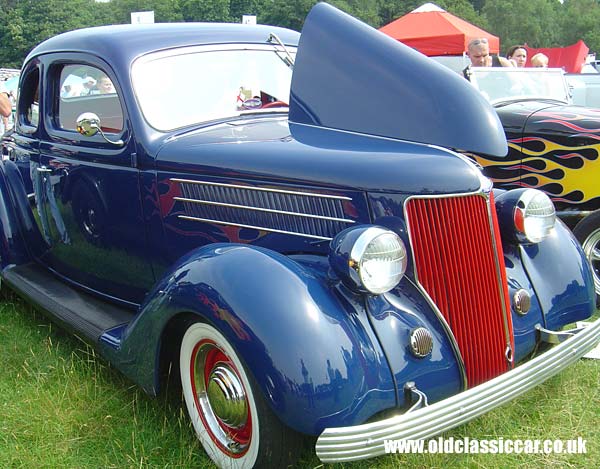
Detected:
[
  {"left": 172, "top": 179, "right": 355, "bottom": 241},
  {"left": 405, "top": 193, "right": 513, "bottom": 387}
]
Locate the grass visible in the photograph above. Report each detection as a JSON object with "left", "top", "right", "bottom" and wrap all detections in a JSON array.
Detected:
[{"left": 0, "top": 291, "right": 598, "bottom": 468}]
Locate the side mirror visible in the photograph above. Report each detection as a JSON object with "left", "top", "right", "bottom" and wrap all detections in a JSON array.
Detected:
[
  {"left": 76, "top": 112, "right": 123, "bottom": 146},
  {"left": 76, "top": 112, "right": 100, "bottom": 137}
]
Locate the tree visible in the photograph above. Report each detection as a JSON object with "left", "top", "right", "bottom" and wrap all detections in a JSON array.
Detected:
[
  {"left": 560, "top": 0, "right": 600, "bottom": 54},
  {"left": 0, "top": 0, "right": 105, "bottom": 67},
  {"left": 373, "top": 0, "right": 488, "bottom": 31},
  {"left": 482, "top": 0, "right": 562, "bottom": 52},
  {"left": 180, "top": 0, "right": 230, "bottom": 22},
  {"left": 110, "top": 0, "right": 183, "bottom": 23},
  {"left": 259, "top": 0, "right": 317, "bottom": 31},
  {"left": 437, "top": 0, "right": 489, "bottom": 30},
  {"left": 230, "top": 0, "right": 265, "bottom": 23},
  {"left": 0, "top": 0, "right": 598, "bottom": 70}
]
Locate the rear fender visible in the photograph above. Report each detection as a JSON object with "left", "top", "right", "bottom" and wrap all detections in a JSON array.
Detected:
[
  {"left": 0, "top": 160, "right": 33, "bottom": 267},
  {"left": 101, "top": 244, "right": 397, "bottom": 435}
]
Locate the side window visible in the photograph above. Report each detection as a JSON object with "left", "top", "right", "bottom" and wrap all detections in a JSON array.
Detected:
[
  {"left": 57, "top": 64, "right": 123, "bottom": 133},
  {"left": 17, "top": 67, "right": 40, "bottom": 129}
]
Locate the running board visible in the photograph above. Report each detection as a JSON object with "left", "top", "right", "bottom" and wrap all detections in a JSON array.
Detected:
[{"left": 2, "top": 263, "right": 134, "bottom": 342}]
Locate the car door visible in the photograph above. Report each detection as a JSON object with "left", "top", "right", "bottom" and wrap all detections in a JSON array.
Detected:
[
  {"left": 32, "top": 55, "right": 154, "bottom": 305},
  {"left": 9, "top": 59, "right": 50, "bottom": 260}
]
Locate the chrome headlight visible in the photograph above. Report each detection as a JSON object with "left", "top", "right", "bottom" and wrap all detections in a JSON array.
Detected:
[
  {"left": 514, "top": 189, "right": 556, "bottom": 243},
  {"left": 329, "top": 226, "right": 407, "bottom": 294},
  {"left": 496, "top": 188, "right": 556, "bottom": 244}
]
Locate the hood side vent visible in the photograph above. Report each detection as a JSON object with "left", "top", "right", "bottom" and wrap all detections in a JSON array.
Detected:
[{"left": 172, "top": 178, "right": 354, "bottom": 241}]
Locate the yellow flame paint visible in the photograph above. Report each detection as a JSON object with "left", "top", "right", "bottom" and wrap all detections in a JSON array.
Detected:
[{"left": 472, "top": 137, "right": 600, "bottom": 203}]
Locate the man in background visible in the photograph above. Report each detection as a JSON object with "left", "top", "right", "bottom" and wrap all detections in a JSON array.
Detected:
[{"left": 463, "top": 37, "right": 511, "bottom": 79}]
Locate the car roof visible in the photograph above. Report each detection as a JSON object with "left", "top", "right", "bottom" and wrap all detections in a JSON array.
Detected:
[{"left": 26, "top": 22, "right": 300, "bottom": 65}]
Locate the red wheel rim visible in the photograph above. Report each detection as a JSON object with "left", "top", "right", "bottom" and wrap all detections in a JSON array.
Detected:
[{"left": 190, "top": 339, "right": 252, "bottom": 458}]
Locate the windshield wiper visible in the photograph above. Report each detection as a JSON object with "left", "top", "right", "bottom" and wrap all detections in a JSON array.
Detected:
[{"left": 268, "top": 33, "right": 294, "bottom": 69}]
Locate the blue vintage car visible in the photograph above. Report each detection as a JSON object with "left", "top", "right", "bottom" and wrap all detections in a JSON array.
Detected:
[{"left": 0, "top": 3, "right": 598, "bottom": 467}]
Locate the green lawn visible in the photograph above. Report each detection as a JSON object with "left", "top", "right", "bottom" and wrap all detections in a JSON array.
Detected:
[{"left": 0, "top": 292, "right": 598, "bottom": 468}]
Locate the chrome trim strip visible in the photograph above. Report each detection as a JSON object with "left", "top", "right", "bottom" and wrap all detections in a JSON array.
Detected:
[
  {"left": 485, "top": 193, "right": 514, "bottom": 360},
  {"left": 315, "top": 317, "right": 600, "bottom": 463},
  {"left": 171, "top": 178, "right": 352, "bottom": 200},
  {"left": 174, "top": 196, "right": 355, "bottom": 223},
  {"left": 135, "top": 43, "right": 298, "bottom": 64},
  {"left": 384, "top": 281, "right": 467, "bottom": 390},
  {"left": 177, "top": 215, "right": 333, "bottom": 241}
]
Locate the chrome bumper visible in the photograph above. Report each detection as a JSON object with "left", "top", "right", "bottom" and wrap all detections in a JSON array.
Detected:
[{"left": 316, "top": 318, "right": 600, "bottom": 463}]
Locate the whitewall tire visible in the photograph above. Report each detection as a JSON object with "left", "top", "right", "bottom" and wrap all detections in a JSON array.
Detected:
[{"left": 180, "top": 321, "right": 303, "bottom": 468}]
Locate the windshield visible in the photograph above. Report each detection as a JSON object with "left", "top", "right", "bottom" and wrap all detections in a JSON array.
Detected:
[
  {"left": 132, "top": 44, "right": 296, "bottom": 131},
  {"left": 469, "top": 68, "right": 570, "bottom": 105}
]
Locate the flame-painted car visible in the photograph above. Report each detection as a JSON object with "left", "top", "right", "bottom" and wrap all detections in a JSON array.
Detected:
[
  {"left": 467, "top": 67, "right": 600, "bottom": 301},
  {"left": 0, "top": 4, "right": 598, "bottom": 467}
]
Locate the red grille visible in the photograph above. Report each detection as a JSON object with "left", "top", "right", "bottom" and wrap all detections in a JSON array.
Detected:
[{"left": 405, "top": 194, "right": 513, "bottom": 387}]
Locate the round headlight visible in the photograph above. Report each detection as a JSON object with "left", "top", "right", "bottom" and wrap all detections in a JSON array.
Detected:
[
  {"left": 514, "top": 189, "right": 556, "bottom": 243},
  {"left": 330, "top": 226, "right": 407, "bottom": 294}
]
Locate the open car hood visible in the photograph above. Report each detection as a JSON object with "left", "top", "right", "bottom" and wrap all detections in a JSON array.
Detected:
[{"left": 289, "top": 3, "right": 507, "bottom": 157}]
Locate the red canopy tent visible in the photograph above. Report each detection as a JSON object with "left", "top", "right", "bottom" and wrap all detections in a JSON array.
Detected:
[
  {"left": 379, "top": 3, "right": 499, "bottom": 56},
  {"left": 524, "top": 41, "right": 589, "bottom": 73}
]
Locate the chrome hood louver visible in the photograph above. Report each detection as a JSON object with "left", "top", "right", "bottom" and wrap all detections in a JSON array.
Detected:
[{"left": 173, "top": 178, "right": 355, "bottom": 241}]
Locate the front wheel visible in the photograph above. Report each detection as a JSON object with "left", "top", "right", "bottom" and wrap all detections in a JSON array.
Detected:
[
  {"left": 180, "top": 321, "right": 302, "bottom": 468},
  {"left": 573, "top": 211, "right": 600, "bottom": 305}
]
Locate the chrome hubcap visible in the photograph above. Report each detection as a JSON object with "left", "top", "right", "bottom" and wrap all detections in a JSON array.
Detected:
[
  {"left": 207, "top": 364, "right": 248, "bottom": 428},
  {"left": 582, "top": 229, "right": 600, "bottom": 296},
  {"left": 191, "top": 340, "right": 251, "bottom": 456}
]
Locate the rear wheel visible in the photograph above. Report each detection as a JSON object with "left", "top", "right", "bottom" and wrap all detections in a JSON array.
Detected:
[
  {"left": 573, "top": 211, "right": 600, "bottom": 306},
  {"left": 180, "top": 321, "right": 302, "bottom": 468}
]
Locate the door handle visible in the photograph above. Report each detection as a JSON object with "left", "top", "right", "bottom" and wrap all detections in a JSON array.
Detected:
[{"left": 36, "top": 166, "right": 52, "bottom": 173}]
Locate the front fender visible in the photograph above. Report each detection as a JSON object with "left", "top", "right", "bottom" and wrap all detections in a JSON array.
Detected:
[
  {"left": 520, "top": 220, "right": 595, "bottom": 330},
  {"left": 101, "top": 244, "right": 397, "bottom": 435}
]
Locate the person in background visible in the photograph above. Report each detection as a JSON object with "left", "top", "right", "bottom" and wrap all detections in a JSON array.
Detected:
[
  {"left": 463, "top": 37, "right": 512, "bottom": 79},
  {"left": 97, "top": 76, "right": 115, "bottom": 94},
  {"left": 507, "top": 45, "right": 527, "bottom": 67},
  {"left": 0, "top": 81, "right": 12, "bottom": 120},
  {"left": 80, "top": 76, "right": 97, "bottom": 95},
  {"left": 0, "top": 80, "right": 13, "bottom": 134},
  {"left": 531, "top": 52, "right": 549, "bottom": 68}
]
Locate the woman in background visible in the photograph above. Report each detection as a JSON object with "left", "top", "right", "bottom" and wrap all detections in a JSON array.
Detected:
[{"left": 507, "top": 45, "right": 527, "bottom": 67}]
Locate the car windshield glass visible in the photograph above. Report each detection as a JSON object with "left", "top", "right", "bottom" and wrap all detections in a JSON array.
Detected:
[
  {"left": 469, "top": 68, "right": 570, "bottom": 105},
  {"left": 132, "top": 44, "right": 296, "bottom": 131}
]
